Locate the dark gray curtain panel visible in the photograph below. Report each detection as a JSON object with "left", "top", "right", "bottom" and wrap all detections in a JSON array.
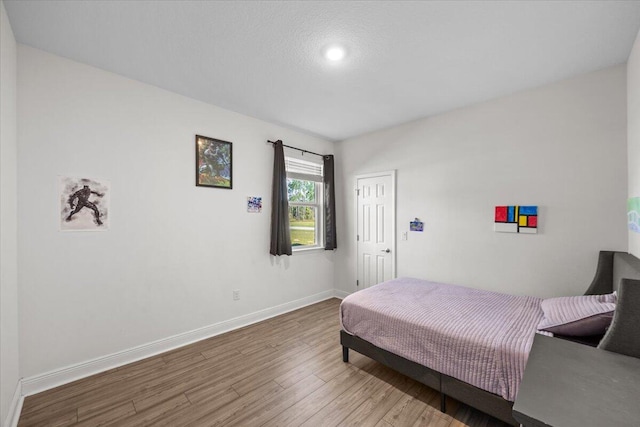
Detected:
[
  {"left": 323, "top": 155, "right": 337, "bottom": 250},
  {"left": 270, "top": 141, "right": 292, "bottom": 256}
]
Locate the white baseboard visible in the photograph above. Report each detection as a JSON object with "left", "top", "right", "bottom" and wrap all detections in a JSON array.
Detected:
[
  {"left": 21, "top": 290, "right": 337, "bottom": 397},
  {"left": 4, "top": 380, "right": 23, "bottom": 427},
  {"left": 333, "top": 289, "right": 351, "bottom": 299}
]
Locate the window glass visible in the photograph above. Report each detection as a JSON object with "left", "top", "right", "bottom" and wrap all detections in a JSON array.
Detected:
[
  {"left": 286, "top": 158, "right": 323, "bottom": 250},
  {"left": 289, "top": 206, "right": 316, "bottom": 247},
  {"left": 287, "top": 178, "right": 315, "bottom": 202}
]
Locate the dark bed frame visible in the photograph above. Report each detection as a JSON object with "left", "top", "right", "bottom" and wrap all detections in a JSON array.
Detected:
[{"left": 340, "top": 250, "right": 640, "bottom": 426}]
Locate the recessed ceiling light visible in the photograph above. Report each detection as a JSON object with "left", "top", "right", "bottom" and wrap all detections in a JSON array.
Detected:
[{"left": 324, "top": 45, "right": 346, "bottom": 62}]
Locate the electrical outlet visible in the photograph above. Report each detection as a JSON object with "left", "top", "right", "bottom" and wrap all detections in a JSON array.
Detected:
[
  {"left": 402, "top": 232, "right": 408, "bottom": 241},
  {"left": 233, "top": 290, "right": 240, "bottom": 301}
]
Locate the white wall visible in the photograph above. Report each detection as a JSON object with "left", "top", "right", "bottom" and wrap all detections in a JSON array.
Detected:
[
  {"left": 629, "top": 30, "right": 640, "bottom": 258},
  {"left": 0, "top": 0, "right": 20, "bottom": 424},
  {"left": 17, "top": 46, "right": 335, "bottom": 379},
  {"left": 335, "top": 66, "right": 628, "bottom": 299}
]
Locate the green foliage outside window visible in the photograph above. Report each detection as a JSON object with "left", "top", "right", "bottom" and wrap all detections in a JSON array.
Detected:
[
  {"left": 287, "top": 178, "right": 317, "bottom": 246},
  {"left": 287, "top": 179, "right": 315, "bottom": 202}
]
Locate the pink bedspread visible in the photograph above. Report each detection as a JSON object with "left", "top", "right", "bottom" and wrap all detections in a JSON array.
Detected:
[{"left": 340, "top": 278, "right": 543, "bottom": 401}]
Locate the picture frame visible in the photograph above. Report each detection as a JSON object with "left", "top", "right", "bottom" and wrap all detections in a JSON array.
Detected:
[
  {"left": 196, "top": 135, "right": 233, "bottom": 189},
  {"left": 59, "top": 176, "right": 110, "bottom": 231}
]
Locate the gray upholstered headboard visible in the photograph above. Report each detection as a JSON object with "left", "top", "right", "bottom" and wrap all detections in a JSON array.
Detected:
[
  {"left": 613, "top": 252, "right": 640, "bottom": 292},
  {"left": 584, "top": 251, "right": 640, "bottom": 358},
  {"left": 584, "top": 251, "right": 640, "bottom": 295}
]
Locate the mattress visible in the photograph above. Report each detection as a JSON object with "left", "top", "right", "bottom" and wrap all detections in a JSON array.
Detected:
[{"left": 340, "top": 277, "right": 544, "bottom": 401}]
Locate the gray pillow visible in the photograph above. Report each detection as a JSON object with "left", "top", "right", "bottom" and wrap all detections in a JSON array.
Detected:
[{"left": 538, "top": 293, "right": 617, "bottom": 336}]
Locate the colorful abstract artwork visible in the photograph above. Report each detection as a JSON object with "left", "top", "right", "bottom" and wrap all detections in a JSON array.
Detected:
[
  {"left": 410, "top": 219, "right": 424, "bottom": 232},
  {"left": 494, "top": 205, "right": 537, "bottom": 234},
  {"left": 629, "top": 197, "right": 640, "bottom": 233},
  {"left": 247, "top": 196, "right": 262, "bottom": 213}
]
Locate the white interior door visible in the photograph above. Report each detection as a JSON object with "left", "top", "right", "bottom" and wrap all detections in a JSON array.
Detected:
[{"left": 356, "top": 171, "right": 396, "bottom": 288}]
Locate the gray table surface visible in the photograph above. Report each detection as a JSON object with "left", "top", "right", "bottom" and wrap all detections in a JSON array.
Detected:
[{"left": 513, "top": 334, "right": 640, "bottom": 427}]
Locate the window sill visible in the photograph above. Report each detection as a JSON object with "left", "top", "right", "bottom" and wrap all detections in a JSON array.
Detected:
[{"left": 292, "top": 246, "right": 326, "bottom": 255}]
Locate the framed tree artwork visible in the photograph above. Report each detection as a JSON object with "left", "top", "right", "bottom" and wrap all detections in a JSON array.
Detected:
[{"left": 196, "top": 135, "right": 233, "bottom": 189}]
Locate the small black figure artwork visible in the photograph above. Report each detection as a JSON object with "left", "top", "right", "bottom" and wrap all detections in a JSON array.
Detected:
[
  {"left": 66, "top": 185, "right": 104, "bottom": 225},
  {"left": 59, "top": 177, "right": 110, "bottom": 231}
]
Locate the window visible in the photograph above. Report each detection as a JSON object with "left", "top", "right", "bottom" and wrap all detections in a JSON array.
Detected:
[{"left": 286, "top": 157, "right": 323, "bottom": 250}]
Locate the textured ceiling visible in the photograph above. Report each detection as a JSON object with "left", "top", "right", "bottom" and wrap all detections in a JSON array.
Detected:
[{"left": 5, "top": 1, "right": 640, "bottom": 141}]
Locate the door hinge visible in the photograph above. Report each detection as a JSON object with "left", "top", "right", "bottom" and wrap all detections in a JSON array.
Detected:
[
  {"left": 357, "top": 280, "right": 359, "bottom": 287},
  {"left": 356, "top": 188, "right": 360, "bottom": 196},
  {"left": 357, "top": 234, "right": 359, "bottom": 241}
]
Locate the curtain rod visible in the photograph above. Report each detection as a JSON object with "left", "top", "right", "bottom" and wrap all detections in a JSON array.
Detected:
[{"left": 267, "top": 140, "right": 325, "bottom": 158}]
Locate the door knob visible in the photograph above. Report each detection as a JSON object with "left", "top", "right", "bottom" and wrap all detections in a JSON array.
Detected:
[{"left": 381, "top": 249, "right": 391, "bottom": 253}]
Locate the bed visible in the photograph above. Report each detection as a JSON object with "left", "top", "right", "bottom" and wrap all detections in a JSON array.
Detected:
[{"left": 339, "top": 251, "right": 640, "bottom": 426}]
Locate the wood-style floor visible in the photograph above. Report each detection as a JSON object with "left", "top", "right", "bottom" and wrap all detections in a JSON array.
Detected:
[{"left": 19, "top": 298, "right": 509, "bottom": 427}]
